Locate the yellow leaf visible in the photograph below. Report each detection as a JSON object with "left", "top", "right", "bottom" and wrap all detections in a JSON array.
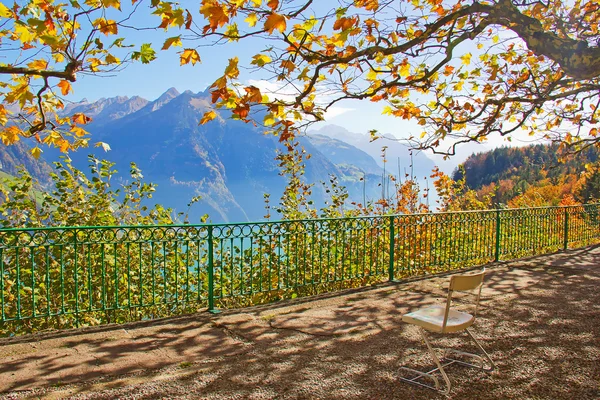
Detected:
[
  {"left": 53, "top": 53, "right": 65, "bottom": 63},
  {"left": 27, "top": 60, "right": 48, "bottom": 70},
  {"left": 30, "top": 147, "right": 42, "bottom": 159},
  {"left": 200, "top": 110, "right": 217, "bottom": 125},
  {"left": 264, "top": 113, "right": 276, "bottom": 126},
  {"left": 366, "top": 69, "right": 378, "bottom": 81},
  {"left": 493, "top": 35, "right": 499, "bottom": 44},
  {"left": 180, "top": 48, "right": 201, "bottom": 65},
  {"left": 57, "top": 80, "right": 72, "bottom": 96},
  {"left": 460, "top": 53, "right": 471, "bottom": 65},
  {"left": 14, "top": 25, "right": 35, "bottom": 43},
  {"left": 93, "top": 18, "right": 118, "bottom": 35},
  {"left": 105, "top": 54, "right": 120, "bottom": 64},
  {"left": 0, "top": 2, "right": 12, "bottom": 18},
  {"left": 101, "top": 0, "right": 121, "bottom": 9},
  {"left": 225, "top": 23, "right": 239, "bottom": 40},
  {"left": 162, "top": 36, "right": 182, "bottom": 50},
  {"left": 245, "top": 13, "right": 258, "bottom": 27},
  {"left": 251, "top": 54, "right": 271, "bottom": 67},
  {"left": 399, "top": 63, "right": 410, "bottom": 77},
  {"left": 71, "top": 126, "right": 87, "bottom": 137},
  {"left": 1, "top": 126, "right": 21, "bottom": 145},
  {"left": 264, "top": 13, "right": 286, "bottom": 34},
  {"left": 224, "top": 57, "right": 239, "bottom": 78}
]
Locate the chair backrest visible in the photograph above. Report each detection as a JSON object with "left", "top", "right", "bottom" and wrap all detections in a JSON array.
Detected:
[
  {"left": 441, "top": 269, "right": 486, "bottom": 332},
  {"left": 449, "top": 270, "right": 485, "bottom": 292}
]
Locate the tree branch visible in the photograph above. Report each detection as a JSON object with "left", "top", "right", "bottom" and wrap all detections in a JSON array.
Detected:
[{"left": 0, "top": 65, "right": 78, "bottom": 82}]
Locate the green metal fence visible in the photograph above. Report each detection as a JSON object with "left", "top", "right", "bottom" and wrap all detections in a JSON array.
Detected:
[{"left": 1, "top": 204, "right": 599, "bottom": 336}]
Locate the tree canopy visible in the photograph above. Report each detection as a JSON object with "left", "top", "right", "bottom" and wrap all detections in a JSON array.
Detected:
[{"left": 1, "top": 0, "right": 599, "bottom": 157}]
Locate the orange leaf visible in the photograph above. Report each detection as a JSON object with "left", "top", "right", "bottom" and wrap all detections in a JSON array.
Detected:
[
  {"left": 267, "top": 0, "right": 279, "bottom": 10},
  {"left": 200, "top": 4, "right": 229, "bottom": 31},
  {"left": 234, "top": 104, "right": 250, "bottom": 119},
  {"left": 57, "top": 80, "right": 72, "bottom": 96},
  {"left": 264, "top": 13, "right": 286, "bottom": 34},
  {"left": 244, "top": 86, "right": 263, "bottom": 103},
  {"left": 72, "top": 113, "right": 92, "bottom": 125},
  {"left": 199, "top": 110, "right": 217, "bottom": 125},
  {"left": 280, "top": 59, "right": 295, "bottom": 73},
  {"left": 93, "top": 18, "right": 118, "bottom": 35},
  {"left": 180, "top": 48, "right": 201, "bottom": 65},
  {"left": 443, "top": 65, "right": 455, "bottom": 76}
]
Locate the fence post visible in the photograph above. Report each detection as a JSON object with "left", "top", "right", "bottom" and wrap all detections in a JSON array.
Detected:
[
  {"left": 207, "top": 226, "right": 220, "bottom": 314},
  {"left": 563, "top": 208, "right": 569, "bottom": 251},
  {"left": 388, "top": 215, "right": 395, "bottom": 281},
  {"left": 73, "top": 228, "right": 80, "bottom": 328},
  {"left": 494, "top": 210, "right": 501, "bottom": 262}
]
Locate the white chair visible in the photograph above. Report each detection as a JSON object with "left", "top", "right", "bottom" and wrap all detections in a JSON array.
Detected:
[{"left": 400, "top": 269, "right": 495, "bottom": 395}]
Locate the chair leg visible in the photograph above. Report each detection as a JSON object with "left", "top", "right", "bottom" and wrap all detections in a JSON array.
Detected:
[
  {"left": 443, "top": 328, "right": 496, "bottom": 372},
  {"left": 399, "top": 327, "right": 452, "bottom": 395}
]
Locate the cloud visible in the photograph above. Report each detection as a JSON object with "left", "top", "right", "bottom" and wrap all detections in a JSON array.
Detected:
[
  {"left": 324, "top": 106, "right": 354, "bottom": 120},
  {"left": 247, "top": 79, "right": 354, "bottom": 122}
]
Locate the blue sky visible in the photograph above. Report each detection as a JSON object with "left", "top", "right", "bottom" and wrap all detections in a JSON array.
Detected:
[{"left": 66, "top": 2, "right": 539, "bottom": 168}]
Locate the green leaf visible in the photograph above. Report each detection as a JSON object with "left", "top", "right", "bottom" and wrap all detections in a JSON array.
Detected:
[{"left": 131, "top": 43, "right": 156, "bottom": 64}]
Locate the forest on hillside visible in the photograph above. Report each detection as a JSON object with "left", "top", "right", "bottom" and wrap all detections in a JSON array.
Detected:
[{"left": 454, "top": 144, "right": 600, "bottom": 208}]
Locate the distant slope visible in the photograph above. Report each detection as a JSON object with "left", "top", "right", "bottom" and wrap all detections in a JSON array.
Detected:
[
  {"left": 454, "top": 143, "right": 600, "bottom": 205},
  {"left": 303, "top": 134, "right": 383, "bottom": 175},
  {"left": 310, "top": 124, "right": 436, "bottom": 180},
  {"left": 46, "top": 90, "right": 386, "bottom": 223},
  {"left": 0, "top": 141, "right": 53, "bottom": 186},
  {"left": 455, "top": 143, "right": 598, "bottom": 190}
]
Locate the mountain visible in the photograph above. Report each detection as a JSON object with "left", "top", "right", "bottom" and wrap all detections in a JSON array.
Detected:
[
  {"left": 302, "top": 134, "right": 383, "bottom": 175},
  {"left": 309, "top": 125, "right": 436, "bottom": 180},
  {"left": 41, "top": 89, "right": 386, "bottom": 223},
  {"left": 0, "top": 141, "right": 53, "bottom": 186},
  {"left": 63, "top": 95, "right": 149, "bottom": 124}
]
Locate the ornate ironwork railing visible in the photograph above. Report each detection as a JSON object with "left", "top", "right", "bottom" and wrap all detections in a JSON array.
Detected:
[{"left": 1, "top": 204, "right": 599, "bottom": 336}]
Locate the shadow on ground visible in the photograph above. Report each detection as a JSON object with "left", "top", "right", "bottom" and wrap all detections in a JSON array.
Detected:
[{"left": 1, "top": 247, "right": 599, "bottom": 399}]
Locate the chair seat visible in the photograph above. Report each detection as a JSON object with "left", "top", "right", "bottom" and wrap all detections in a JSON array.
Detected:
[{"left": 402, "top": 304, "right": 474, "bottom": 333}]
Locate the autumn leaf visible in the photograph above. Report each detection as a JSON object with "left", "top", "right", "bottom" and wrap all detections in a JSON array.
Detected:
[
  {"left": 251, "top": 54, "right": 272, "bottom": 67},
  {"left": 1, "top": 126, "right": 21, "bottom": 145},
  {"left": 0, "top": 2, "right": 12, "bottom": 18},
  {"left": 200, "top": 3, "right": 229, "bottom": 31},
  {"left": 93, "top": 18, "right": 118, "bottom": 35},
  {"left": 244, "top": 86, "right": 263, "bottom": 103},
  {"left": 30, "top": 146, "right": 42, "bottom": 159},
  {"left": 70, "top": 126, "right": 87, "bottom": 137},
  {"left": 162, "top": 36, "right": 182, "bottom": 50},
  {"left": 460, "top": 53, "right": 472, "bottom": 65},
  {"left": 72, "top": 113, "right": 92, "bottom": 125},
  {"left": 224, "top": 57, "right": 239, "bottom": 79},
  {"left": 264, "top": 113, "right": 276, "bottom": 126},
  {"left": 57, "top": 80, "right": 72, "bottom": 96},
  {"left": 199, "top": 110, "right": 217, "bottom": 125},
  {"left": 180, "top": 48, "right": 201, "bottom": 65},
  {"left": 94, "top": 141, "right": 111, "bottom": 152},
  {"left": 245, "top": 13, "right": 258, "bottom": 27},
  {"left": 27, "top": 59, "right": 48, "bottom": 70},
  {"left": 264, "top": 13, "right": 286, "bottom": 34}
]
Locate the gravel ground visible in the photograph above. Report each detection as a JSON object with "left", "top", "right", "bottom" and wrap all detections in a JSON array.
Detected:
[{"left": 2, "top": 246, "right": 600, "bottom": 400}]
